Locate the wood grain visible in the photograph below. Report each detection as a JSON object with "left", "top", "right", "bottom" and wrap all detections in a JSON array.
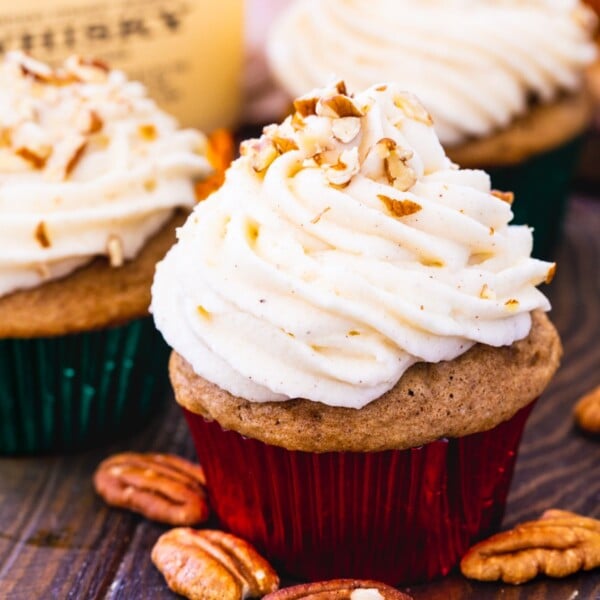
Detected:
[{"left": 0, "top": 196, "right": 598, "bottom": 600}]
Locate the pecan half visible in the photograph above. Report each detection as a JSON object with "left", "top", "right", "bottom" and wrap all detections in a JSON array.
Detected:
[
  {"left": 460, "top": 509, "right": 600, "bottom": 584},
  {"left": 152, "top": 528, "right": 279, "bottom": 600},
  {"left": 325, "top": 148, "right": 360, "bottom": 186},
  {"left": 574, "top": 384, "right": 600, "bottom": 434},
  {"left": 93, "top": 452, "right": 209, "bottom": 526},
  {"left": 264, "top": 579, "right": 412, "bottom": 599}
]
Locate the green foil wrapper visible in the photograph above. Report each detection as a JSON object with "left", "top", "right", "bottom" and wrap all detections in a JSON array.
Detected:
[
  {"left": 488, "top": 136, "right": 583, "bottom": 259},
  {"left": 0, "top": 317, "right": 169, "bottom": 455}
]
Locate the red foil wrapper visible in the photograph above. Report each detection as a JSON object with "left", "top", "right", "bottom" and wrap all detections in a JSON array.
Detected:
[{"left": 182, "top": 402, "right": 534, "bottom": 585}]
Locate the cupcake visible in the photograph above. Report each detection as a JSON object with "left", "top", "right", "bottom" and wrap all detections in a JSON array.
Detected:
[
  {"left": 151, "top": 82, "right": 561, "bottom": 585},
  {"left": 267, "top": 0, "right": 597, "bottom": 256},
  {"left": 0, "top": 52, "right": 211, "bottom": 455}
]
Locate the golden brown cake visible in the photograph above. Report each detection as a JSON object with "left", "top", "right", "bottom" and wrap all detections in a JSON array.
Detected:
[
  {"left": 447, "top": 89, "right": 594, "bottom": 168},
  {"left": 170, "top": 311, "right": 561, "bottom": 453}
]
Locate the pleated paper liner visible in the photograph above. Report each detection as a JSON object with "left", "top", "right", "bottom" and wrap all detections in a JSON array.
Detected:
[
  {"left": 489, "top": 136, "right": 584, "bottom": 259},
  {"left": 0, "top": 317, "right": 170, "bottom": 455},
  {"left": 183, "top": 402, "right": 534, "bottom": 586}
]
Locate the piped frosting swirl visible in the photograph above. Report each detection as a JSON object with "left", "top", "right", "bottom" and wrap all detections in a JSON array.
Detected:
[
  {"left": 152, "top": 81, "right": 555, "bottom": 409},
  {"left": 0, "top": 52, "right": 210, "bottom": 298},
  {"left": 268, "top": 0, "right": 597, "bottom": 145}
]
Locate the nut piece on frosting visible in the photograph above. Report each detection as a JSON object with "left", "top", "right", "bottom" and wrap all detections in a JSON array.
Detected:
[
  {"left": 460, "top": 509, "right": 600, "bottom": 584},
  {"left": 1, "top": 53, "right": 110, "bottom": 180},
  {"left": 0, "top": 50, "right": 212, "bottom": 299},
  {"left": 238, "top": 80, "right": 429, "bottom": 197}
]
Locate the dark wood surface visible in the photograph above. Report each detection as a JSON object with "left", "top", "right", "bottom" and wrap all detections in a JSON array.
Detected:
[{"left": 0, "top": 196, "right": 598, "bottom": 600}]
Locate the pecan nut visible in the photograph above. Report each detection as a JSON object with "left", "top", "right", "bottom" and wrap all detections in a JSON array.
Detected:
[
  {"left": 574, "top": 384, "right": 600, "bottom": 434},
  {"left": 93, "top": 452, "right": 209, "bottom": 526},
  {"left": 460, "top": 509, "right": 600, "bottom": 584},
  {"left": 263, "top": 579, "right": 411, "bottom": 599},
  {"left": 152, "top": 528, "right": 279, "bottom": 600}
]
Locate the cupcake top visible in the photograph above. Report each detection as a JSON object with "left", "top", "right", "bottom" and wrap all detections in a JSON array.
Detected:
[
  {"left": 152, "top": 81, "right": 555, "bottom": 410},
  {"left": 0, "top": 52, "right": 211, "bottom": 298},
  {"left": 267, "top": 0, "right": 597, "bottom": 146}
]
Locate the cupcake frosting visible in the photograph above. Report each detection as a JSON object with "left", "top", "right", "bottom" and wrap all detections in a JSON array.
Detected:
[
  {"left": 152, "top": 81, "right": 555, "bottom": 409},
  {"left": 268, "top": 0, "right": 597, "bottom": 145},
  {"left": 0, "top": 52, "right": 211, "bottom": 298}
]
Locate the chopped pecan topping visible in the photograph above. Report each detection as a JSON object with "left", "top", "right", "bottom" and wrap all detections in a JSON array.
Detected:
[
  {"left": 325, "top": 148, "right": 360, "bottom": 186},
  {"left": 378, "top": 194, "right": 421, "bottom": 218},
  {"left": 317, "top": 93, "right": 364, "bottom": 119},
  {"left": 491, "top": 190, "right": 515, "bottom": 205},
  {"left": 138, "top": 124, "right": 157, "bottom": 141},
  {"left": 34, "top": 221, "right": 51, "bottom": 248},
  {"left": 106, "top": 235, "right": 124, "bottom": 268},
  {"left": 545, "top": 263, "right": 557, "bottom": 284},
  {"left": 574, "top": 385, "right": 600, "bottom": 434},
  {"left": 264, "top": 579, "right": 412, "bottom": 599},
  {"left": 152, "top": 528, "right": 279, "bottom": 600},
  {"left": 291, "top": 111, "right": 306, "bottom": 131},
  {"left": 394, "top": 93, "right": 433, "bottom": 125},
  {"left": 271, "top": 135, "right": 299, "bottom": 154},
  {"left": 334, "top": 80, "right": 348, "bottom": 95},
  {"left": 93, "top": 452, "right": 209, "bottom": 526},
  {"left": 63, "top": 56, "right": 110, "bottom": 83},
  {"left": 332, "top": 117, "right": 361, "bottom": 144},
  {"left": 293, "top": 96, "right": 318, "bottom": 118},
  {"left": 77, "top": 109, "right": 104, "bottom": 135},
  {"left": 18, "top": 54, "right": 79, "bottom": 86},
  {"left": 15, "top": 145, "right": 51, "bottom": 169},
  {"left": 461, "top": 509, "right": 600, "bottom": 584},
  {"left": 64, "top": 140, "right": 88, "bottom": 178},
  {"left": 375, "top": 139, "right": 416, "bottom": 191}
]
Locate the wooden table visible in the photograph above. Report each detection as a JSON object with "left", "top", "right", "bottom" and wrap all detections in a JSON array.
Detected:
[{"left": 1, "top": 196, "right": 598, "bottom": 600}]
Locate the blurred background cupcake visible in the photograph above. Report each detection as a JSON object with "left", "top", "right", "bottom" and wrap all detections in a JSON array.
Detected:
[
  {"left": 267, "top": 0, "right": 598, "bottom": 256},
  {"left": 152, "top": 81, "right": 561, "bottom": 585},
  {"left": 0, "top": 52, "right": 211, "bottom": 454}
]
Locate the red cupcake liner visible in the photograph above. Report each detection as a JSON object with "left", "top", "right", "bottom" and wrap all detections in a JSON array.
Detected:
[{"left": 182, "top": 402, "right": 534, "bottom": 585}]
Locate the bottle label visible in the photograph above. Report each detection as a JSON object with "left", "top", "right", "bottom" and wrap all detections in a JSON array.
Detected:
[{"left": 0, "top": 0, "right": 243, "bottom": 130}]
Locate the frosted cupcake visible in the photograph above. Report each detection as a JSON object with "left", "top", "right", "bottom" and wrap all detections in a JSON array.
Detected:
[
  {"left": 152, "top": 82, "right": 561, "bottom": 584},
  {"left": 0, "top": 53, "right": 211, "bottom": 454},
  {"left": 267, "top": 0, "right": 597, "bottom": 255}
]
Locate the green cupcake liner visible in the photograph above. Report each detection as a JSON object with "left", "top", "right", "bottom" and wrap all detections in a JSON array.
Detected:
[
  {"left": 488, "top": 135, "right": 584, "bottom": 259},
  {"left": 0, "top": 317, "right": 169, "bottom": 455}
]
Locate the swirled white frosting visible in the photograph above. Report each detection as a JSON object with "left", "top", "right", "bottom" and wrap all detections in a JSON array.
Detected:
[
  {"left": 152, "top": 82, "right": 554, "bottom": 409},
  {"left": 267, "top": 0, "right": 597, "bottom": 145},
  {"left": 0, "top": 52, "right": 211, "bottom": 298}
]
